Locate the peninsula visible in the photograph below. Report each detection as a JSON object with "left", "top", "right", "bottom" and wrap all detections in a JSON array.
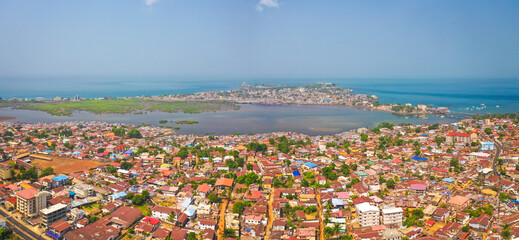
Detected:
[{"left": 0, "top": 83, "right": 455, "bottom": 117}]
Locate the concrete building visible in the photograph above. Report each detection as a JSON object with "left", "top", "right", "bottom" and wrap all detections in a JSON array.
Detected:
[
  {"left": 356, "top": 202, "right": 380, "bottom": 227},
  {"left": 40, "top": 203, "right": 68, "bottom": 228},
  {"left": 16, "top": 188, "right": 50, "bottom": 218},
  {"left": 0, "top": 163, "right": 11, "bottom": 180},
  {"left": 73, "top": 184, "right": 94, "bottom": 198},
  {"left": 382, "top": 207, "right": 403, "bottom": 226}
]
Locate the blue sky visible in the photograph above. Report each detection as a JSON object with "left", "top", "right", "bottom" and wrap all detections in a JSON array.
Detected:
[{"left": 0, "top": 0, "right": 518, "bottom": 79}]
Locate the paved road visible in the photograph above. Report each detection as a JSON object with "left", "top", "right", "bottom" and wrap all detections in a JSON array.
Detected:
[{"left": 0, "top": 207, "right": 45, "bottom": 240}]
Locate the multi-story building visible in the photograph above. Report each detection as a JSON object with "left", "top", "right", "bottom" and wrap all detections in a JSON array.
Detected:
[
  {"left": 16, "top": 188, "right": 50, "bottom": 218},
  {"left": 40, "top": 203, "right": 68, "bottom": 228},
  {"left": 0, "top": 163, "right": 11, "bottom": 180},
  {"left": 356, "top": 202, "right": 380, "bottom": 227},
  {"left": 73, "top": 184, "right": 94, "bottom": 198},
  {"left": 382, "top": 207, "right": 403, "bottom": 226}
]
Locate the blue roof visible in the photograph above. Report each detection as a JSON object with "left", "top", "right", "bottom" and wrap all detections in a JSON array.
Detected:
[
  {"left": 46, "top": 231, "right": 61, "bottom": 239},
  {"left": 304, "top": 162, "right": 318, "bottom": 168},
  {"left": 68, "top": 190, "right": 75, "bottom": 196},
  {"left": 111, "top": 191, "right": 127, "bottom": 198},
  {"left": 331, "top": 198, "right": 344, "bottom": 206},
  {"left": 124, "top": 150, "right": 134, "bottom": 155},
  {"left": 184, "top": 205, "right": 197, "bottom": 217},
  {"left": 442, "top": 178, "right": 454, "bottom": 183},
  {"left": 292, "top": 171, "right": 301, "bottom": 176},
  {"left": 181, "top": 198, "right": 192, "bottom": 209},
  {"left": 411, "top": 156, "right": 427, "bottom": 161},
  {"left": 52, "top": 175, "right": 69, "bottom": 182}
]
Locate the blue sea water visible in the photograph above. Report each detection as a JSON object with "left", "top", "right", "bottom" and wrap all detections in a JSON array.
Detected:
[{"left": 0, "top": 76, "right": 518, "bottom": 113}]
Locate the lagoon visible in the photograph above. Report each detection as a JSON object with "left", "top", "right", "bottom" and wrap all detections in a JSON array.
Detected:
[{"left": 0, "top": 104, "right": 455, "bottom": 136}]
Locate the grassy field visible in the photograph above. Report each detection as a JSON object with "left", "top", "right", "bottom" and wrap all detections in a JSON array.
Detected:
[{"left": 1, "top": 99, "right": 238, "bottom": 116}]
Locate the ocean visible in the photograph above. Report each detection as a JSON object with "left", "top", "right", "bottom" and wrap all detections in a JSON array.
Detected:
[
  {"left": 0, "top": 77, "right": 517, "bottom": 135},
  {"left": 1, "top": 76, "right": 517, "bottom": 114}
]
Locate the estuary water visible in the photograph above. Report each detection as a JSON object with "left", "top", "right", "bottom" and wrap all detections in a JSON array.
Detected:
[
  {"left": 0, "top": 77, "right": 517, "bottom": 135},
  {"left": 0, "top": 104, "right": 454, "bottom": 136}
]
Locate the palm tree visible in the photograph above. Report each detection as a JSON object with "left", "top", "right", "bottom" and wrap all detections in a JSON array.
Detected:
[{"left": 333, "top": 223, "right": 341, "bottom": 235}]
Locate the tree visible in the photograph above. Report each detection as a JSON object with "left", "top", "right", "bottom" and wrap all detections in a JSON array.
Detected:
[
  {"left": 233, "top": 201, "right": 251, "bottom": 214},
  {"left": 502, "top": 229, "right": 511, "bottom": 239},
  {"left": 208, "top": 193, "right": 222, "bottom": 203},
  {"left": 40, "top": 167, "right": 54, "bottom": 177},
  {"left": 324, "top": 227, "right": 334, "bottom": 237},
  {"left": 462, "top": 225, "right": 469, "bottom": 232},
  {"left": 386, "top": 179, "right": 395, "bottom": 189},
  {"left": 168, "top": 212, "right": 176, "bottom": 222},
  {"left": 223, "top": 228, "right": 236, "bottom": 238},
  {"left": 360, "top": 133, "right": 368, "bottom": 142},
  {"left": 120, "top": 161, "right": 134, "bottom": 170},
  {"left": 128, "top": 129, "right": 142, "bottom": 138},
  {"left": 485, "top": 128, "right": 492, "bottom": 135},
  {"left": 187, "top": 232, "right": 197, "bottom": 240}
]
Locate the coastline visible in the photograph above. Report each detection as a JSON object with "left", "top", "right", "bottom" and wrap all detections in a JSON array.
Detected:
[{"left": 0, "top": 116, "right": 15, "bottom": 121}]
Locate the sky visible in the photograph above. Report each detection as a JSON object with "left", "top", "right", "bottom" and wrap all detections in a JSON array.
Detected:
[{"left": 0, "top": 0, "right": 519, "bottom": 79}]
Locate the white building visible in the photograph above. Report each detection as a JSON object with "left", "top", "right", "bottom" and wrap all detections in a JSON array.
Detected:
[
  {"left": 40, "top": 203, "right": 68, "bottom": 228},
  {"left": 356, "top": 202, "right": 380, "bottom": 227},
  {"left": 382, "top": 207, "right": 403, "bottom": 226}
]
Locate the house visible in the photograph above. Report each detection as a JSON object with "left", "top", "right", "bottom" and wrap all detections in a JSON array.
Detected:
[
  {"left": 297, "top": 227, "right": 316, "bottom": 240},
  {"left": 47, "top": 220, "right": 71, "bottom": 240},
  {"left": 469, "top": 214, "right": 492, "bottom": 231},
  {"left": 244, "top": 215, "right": 262, "bottom": 225},
  {"left": 215, "top": 178, "right": 234, "bottom": 189},
  {"left": 198, "top": 218, "right": 217, "bottom": 230},
  {"left": 273, "top": 219, "right": 286, "bottom": 231},
  {"left": 432, "top": 208, "right": 450, "bottom": 222},
  {"left": 435, "top": 222, "right": 462, "bottom": 239},
  {"left": 152, "top": 228, "right": 171, "bottom": 240},
  {"left": 447, "top": 196, "right": 470, "bottom": 211},
  {"left": 151, "top": 206, "right": 178, "bottom": 221},
  {"left": 64, "top": 206, "right": 142, "bottom": 240},
  {"left": 196, "top": 184, "right": 212, "bottom": 198}
]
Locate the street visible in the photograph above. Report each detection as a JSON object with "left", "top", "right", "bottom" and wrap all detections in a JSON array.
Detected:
[{"left": 0, "top": 207, "right": 45, "bottom": 240}]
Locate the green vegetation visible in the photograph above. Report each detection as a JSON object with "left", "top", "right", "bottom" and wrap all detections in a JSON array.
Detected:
[
  {"left": 159, "top": 120, "right": 168, "bottom": 124},
  {"left": 232, "top": 201, "right": 252, "bottom": 214},
  {"left": 175, "top": 120, "right": 199, "bottom": 124},
  {"left": 39, "top": 167, "right": 54, "bottom": 177},
  {"left": 1, "top": 99, "right": 237, "bottom": 116}
]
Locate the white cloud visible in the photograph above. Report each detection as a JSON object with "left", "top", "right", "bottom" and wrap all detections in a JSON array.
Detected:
[
  {"left": 145, "top": 0, "right": 160, "bottom": 6},
  {"left": 256, "top": 0, "right": 279, "bottom": 12}
]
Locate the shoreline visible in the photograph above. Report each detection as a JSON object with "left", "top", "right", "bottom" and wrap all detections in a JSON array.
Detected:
[{"left": 0, "top": 116, "right": 16, "bottom": 121}]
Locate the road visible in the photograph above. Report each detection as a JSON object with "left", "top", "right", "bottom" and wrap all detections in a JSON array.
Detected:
[
  {"left": 216, "top": 199, "right": 228, "bottom": 239},
  {"left": 0, "top": 207, "right": 45, "bottom": 240},
  {"left": 263, "top": 189, "right": 275, "bottom": 240},
  {"left": 316, "top": 190, "right": 324, "bottom": 240}
]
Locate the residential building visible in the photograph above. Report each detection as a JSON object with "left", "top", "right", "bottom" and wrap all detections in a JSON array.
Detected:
[
  {"left": 356, "top": 202, "right": 380, "bottom": 227},
  {"left": 40, "top": 203, "right": 68, "bottom": 228},
  {"left": 16, "top": 188, "right": 50, "bottom": 218},
  {"left": 382, "top": 207, "right": 403, "bottom": 226}
]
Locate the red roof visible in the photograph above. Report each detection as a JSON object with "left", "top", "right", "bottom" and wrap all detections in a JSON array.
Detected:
[
  {"left": 215, "top": 178, "right": 233, "bottom": 187},
  {"left": 6, "top": 197, "right": 17, "bottom": 204},
  {"left": 196, "top": 184, "right": 212, "bottom": 193},
  {"left": 425, "top": 220, "right": 435, "bottom": 226},
  {"left": 432, "top": 167, "right": 449, "bottom": 173},
  {"left": 16, "top": 188, "right": 39, "bottom": 200},
  {"left": 50, "top": 220, "right": 71, "bottom": 232},
  {"left": 142, "top": 216, "right": 160, "bottom": 225},
  {"left": 447, "top": 132, "right": 470, "bottom": 137}
]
